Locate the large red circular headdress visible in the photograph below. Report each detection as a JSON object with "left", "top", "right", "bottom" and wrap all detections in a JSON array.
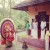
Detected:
[{"left": 1, "top": 19, "right": 14, "bottom": 39}]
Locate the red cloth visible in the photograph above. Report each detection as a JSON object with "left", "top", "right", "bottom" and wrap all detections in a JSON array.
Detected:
[
  {"left": 1, "top": 39, "right": 6, "bottom": 45},
  {"left": 6, "top": 33, "right": 14, "bottom": 42},
  {"left": 1, "top": 30, "right": 14, "bottom": 45},
  {"left": 6, "top": 37, "right": 14, "bottom": 42}
]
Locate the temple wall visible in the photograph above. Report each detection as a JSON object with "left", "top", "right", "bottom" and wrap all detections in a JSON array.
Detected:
[
  {"left": 27, "top": 3, "right": 50, "bottom": 18},
  {"left": 27, "top": 3, "right": 50, "bottom": 30}
]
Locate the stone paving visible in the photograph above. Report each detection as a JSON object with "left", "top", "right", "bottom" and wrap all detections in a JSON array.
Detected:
[
  {"left": 0, "top": 32, "right": 44, "bottom": 50},
  {"left": 0, "top": 42, "right": 45, "bottom": 50}
]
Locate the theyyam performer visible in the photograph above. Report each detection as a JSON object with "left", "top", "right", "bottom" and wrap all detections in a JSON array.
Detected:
[{"left": 0, "top": 18, "right": 15, "bottom": 47}]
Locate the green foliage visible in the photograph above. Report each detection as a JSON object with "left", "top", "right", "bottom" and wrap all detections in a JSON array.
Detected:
[{"left": 0, "top": 0, "right": 29, "bottom": 29}]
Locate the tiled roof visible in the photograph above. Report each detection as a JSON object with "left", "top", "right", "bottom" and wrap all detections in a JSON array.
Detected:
[{"left": 12, "top": 0, "right": 50, "bottom": 11}]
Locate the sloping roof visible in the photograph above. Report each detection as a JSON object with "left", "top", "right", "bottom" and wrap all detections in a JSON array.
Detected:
[{"left": 12, "top": 0, "right": 50, "bottom": 11}]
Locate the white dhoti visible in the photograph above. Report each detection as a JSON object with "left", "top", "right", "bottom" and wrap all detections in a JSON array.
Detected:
[
  {"left": 41, "top": 29, "right": 45, "bottom": 39},
  {"left": 41, "top": 21, "right": 46, "bottom": 40},
  {"left": 31, "top": 29, "right": 34, "bottom": 37},
  {"left": 33, "top": 29, "right": 38, "bottom": 39},
  {"left": 31, "top": 22, "right": 38, "bottom": 39},
  {"left": 31, "top": 29, "right": 38, "bottom": 39}
]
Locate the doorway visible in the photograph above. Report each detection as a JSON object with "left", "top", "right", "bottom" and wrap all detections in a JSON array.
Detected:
[{"left": 35, "top": 11, "right": 49, "bottom": 38}]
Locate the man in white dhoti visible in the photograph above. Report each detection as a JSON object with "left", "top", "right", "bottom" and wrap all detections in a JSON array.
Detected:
[
  {"left": 40, "top": 19, "right": 46, "bottom": 39},
  {"left": 31, "top": 19, "right": 38, "bottom": 39},
  {"left": 31, "top": 19, "right": 34, "bottom": 37}
]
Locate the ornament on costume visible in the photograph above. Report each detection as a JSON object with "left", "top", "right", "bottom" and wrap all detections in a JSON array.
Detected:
[{"left": 1, "top": 19, "right": 15, "bottom": 44}]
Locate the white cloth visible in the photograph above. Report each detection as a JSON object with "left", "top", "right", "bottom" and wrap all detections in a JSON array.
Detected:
[
  {"left": 45, "top": 32, "right": 49, "bottom": 50},
  {"left": 31, "top": 22, "right": 34, "bottom": 37},
  {"left": 41, "top": 21, "right": 46, "bottom": 39},
  {"left": 31, "top": 29, "right": 34, "bottom": 36},
  {"left": 31, "top": 22, "right": 38, "bottom": 39},
  {"left": 41, "top": 29, "right": 45, "bottom": 39}
]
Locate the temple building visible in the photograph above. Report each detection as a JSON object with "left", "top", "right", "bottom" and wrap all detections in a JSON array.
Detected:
[
  {"left": 12, "top": 0, "right": 50, "bottom": 31},
  {"left": 12, "top": 1, "right": 50, "bottom": 50},
  {"left": 0, "top": 0, "right": 50, "bottom": 50}
]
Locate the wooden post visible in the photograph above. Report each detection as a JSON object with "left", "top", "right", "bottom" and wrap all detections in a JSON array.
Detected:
[{"left": 49, "top": 15, "right": 50, "bottom": 31}]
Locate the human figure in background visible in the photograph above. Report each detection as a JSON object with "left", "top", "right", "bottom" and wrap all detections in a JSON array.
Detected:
[
  {"left": 31, "top": 19, "right": 38, "bottom": 39},
  {"left": 25, "top": 21, "right": 30, "bottom": 35},
  {"left": 45, "top": 28, "right": 49, "bottom": 50},
  {"left": 31, "top": 19, "right": 34, "bottom": 37},
  {"left": 40, "top": 18, "right": 46, "bottom": 39}
]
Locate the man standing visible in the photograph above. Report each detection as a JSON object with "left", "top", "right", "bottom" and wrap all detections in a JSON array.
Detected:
[
  {"left": 40, "top": 19, "right": 46, "bottom": 39},
  {"left": 25, "top": 21, "right": 30, "bottom": 35},
  {"left": 31, "top": 19, "right": 34, "bottom": 37},
  {"left": 31, "top": 19, "right": 38, "bottom": 39}
]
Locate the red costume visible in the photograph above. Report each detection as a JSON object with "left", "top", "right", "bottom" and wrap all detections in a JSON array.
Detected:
[{"left": 1, "top": 20, "right": 15, "bottom": 47}]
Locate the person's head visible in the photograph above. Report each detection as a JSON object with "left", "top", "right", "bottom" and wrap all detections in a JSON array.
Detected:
[
  {"left": 34, "top": 18, "right": 36, "bottom": 22},
  {"left": 32, "top": 19, "right": 34, "bottom": 22},
  {"left": 46, "top": 28, "right": 48, "bottom": 31},
  {"left": 46, "top": 28, "right": 49, "bottom": 31},
  {"left": 27, "top": 21, "right": 29, "bottom": 23},
  {"left": 42, "top": 18, "right": 45, "bottom": 22},
  {"left": 5, "top": 24, "right": 11, "bottom": 31}
]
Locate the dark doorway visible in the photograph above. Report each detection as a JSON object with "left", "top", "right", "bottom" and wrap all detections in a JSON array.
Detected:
[{"left": 35, "top": 12, "right": 49, "bottom": 38}]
